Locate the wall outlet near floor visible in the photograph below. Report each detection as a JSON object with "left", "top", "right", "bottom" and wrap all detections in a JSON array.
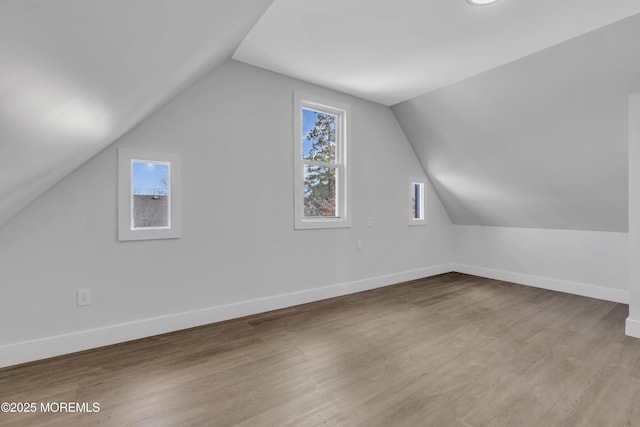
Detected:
[
  {"left": 367, "top": 217, "right": 374, "bottom": 227},
  {"left": 77, "top": 289, "right": 92, "bottom": 306},
  {"left": 357, "top": 239, "right": 364, "bottom": 250}
]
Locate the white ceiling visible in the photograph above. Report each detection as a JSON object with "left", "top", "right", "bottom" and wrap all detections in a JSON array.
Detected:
[
  {"left": 0, "top": 0, "right": 273, "bottom": 228},
  {"left": 234, "top": 0, "right": 640, "bottom": 106},
  {"left": 3, "top": 0, "right": 640, "bottom": 231}
]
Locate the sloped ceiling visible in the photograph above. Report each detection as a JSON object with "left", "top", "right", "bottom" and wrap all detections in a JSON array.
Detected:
[
  {"left": 3, "top": 0, "right": 640, "bottom": 233},
  {"left": 393, "top": 13, "right": 640, "bottom": 232},
  {"left": 234, "top": 0, "right": 640, "bottom": 106},
  {"left": 0, "top": 0, "right": 273, "bottom": 228}
]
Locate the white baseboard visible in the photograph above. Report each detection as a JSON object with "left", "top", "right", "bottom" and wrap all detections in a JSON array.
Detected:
[
  {"left": 626, "top": 317, "right": 640, "bottom": 338},
  {"left": 0, "top": 263, "right": 454, "bottom": 369},
  {"left": 453, "top": 263, "right": 629, "bottom": 304},
  {"left": 3, "top": 262, "right": 630, "bottom": 368}
]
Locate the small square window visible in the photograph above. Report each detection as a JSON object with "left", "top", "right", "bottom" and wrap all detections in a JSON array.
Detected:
[
  {"left": 118, "top": 149, "right": 181, "bottom": 241},
  {"left": 131, "top": 160, "right": 170, "bottom": 229}
]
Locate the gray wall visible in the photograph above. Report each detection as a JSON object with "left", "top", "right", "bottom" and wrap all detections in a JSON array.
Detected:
[
  {"left": 390, "top": 14, "right": 640, "bottom": 308},
  {"left": 393, "top": 13, "right": 640, "bottom": 232},
  {"left": 0, "top": 60, "right": 453, "bottom": 366},
  {"left": 453, "top": 225, "right": 627, "bottom": 303},
  {"left": 627, "top": 93, "right": 640, "bottom": 336}
]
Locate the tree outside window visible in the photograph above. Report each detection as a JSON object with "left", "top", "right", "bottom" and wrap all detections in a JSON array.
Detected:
[{"left": 294, "top": 92, "right": 350, "bottom": 230}]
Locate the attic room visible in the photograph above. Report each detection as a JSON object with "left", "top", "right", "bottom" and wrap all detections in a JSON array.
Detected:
[{"left": 2, "top": 0, "right": 640, "bottom": 425}]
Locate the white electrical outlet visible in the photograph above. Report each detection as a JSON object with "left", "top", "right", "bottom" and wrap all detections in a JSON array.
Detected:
[
  {"left": 367, "top": 217, "right": 374, "bottom": 227},
  {"left": 77, "top": 289, "right": 91, "bottom": 306},
  {"left": 357, "top": 239, "right": 364, "bottom": 250}
]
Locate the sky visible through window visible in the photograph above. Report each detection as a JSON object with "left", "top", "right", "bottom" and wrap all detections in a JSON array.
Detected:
[
  {"left": 301, "top": 107, "right": 338, "bottom": 217},
  {"left": 302, "top": 108, "right": 336, "bottom": 159},
  {"left": 132, "top": 161, "right": 169, "bottom": 196},
  {"left": 302, "top": 108, "right": 319, "bottom": 158}
]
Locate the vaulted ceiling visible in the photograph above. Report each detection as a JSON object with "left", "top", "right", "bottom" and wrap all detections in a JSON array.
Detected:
[
  {"left": 0, "top": 0, "right": 273, "bottom": 228},
  {"left": 393, "top": 13, "right": 640, "bottom": 232},
  {"left": 234, "top": 0, "right": 640, "bottom": 106},
  {"left": 2, "top": 0, "right": 640, "bottom": 232}
]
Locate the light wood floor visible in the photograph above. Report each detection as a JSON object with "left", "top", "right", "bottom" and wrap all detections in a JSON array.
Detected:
[{"left": 2, "top": 273, "right": 640, "bottom": 426}]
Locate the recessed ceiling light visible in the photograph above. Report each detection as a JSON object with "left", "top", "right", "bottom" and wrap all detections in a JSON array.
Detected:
[{"left": 467, "top": 0, "right": 500, "bottom": 5}]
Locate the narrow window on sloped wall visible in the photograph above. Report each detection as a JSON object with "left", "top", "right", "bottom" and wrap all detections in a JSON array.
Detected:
[{"left": 410, "top": 181, "right": 426, "bottom": 225}]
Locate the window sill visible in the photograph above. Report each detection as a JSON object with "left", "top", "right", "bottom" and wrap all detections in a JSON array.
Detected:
[{"left": 295, "top": 218, "right": 352, "bottom": 230}]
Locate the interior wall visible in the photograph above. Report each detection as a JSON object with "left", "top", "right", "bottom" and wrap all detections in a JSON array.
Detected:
[
  {"left": 0, "top": 60, "right": 453, "bottom": 367},
  {"left": 627, "top": 93, "right": 640, "bottom": 337},
  {"left": 392, "top": 13, "right": 640, "bottom": 232},
  {"left": 453, "top": 225, "right": 628, "bottom": 303}
]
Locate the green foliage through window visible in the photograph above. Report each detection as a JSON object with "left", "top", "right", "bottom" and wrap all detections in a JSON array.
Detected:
[
  {"left": 304, "top": 165, "right": 336, "bottom": 217},
  {"left": 302, "top": 109, "right": 339, "bottom": 217}
]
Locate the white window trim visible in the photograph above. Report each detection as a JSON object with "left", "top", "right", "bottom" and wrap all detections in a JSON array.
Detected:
[
  {"left": 409, "top": 179, "right": 427, "bottom": 226},
  {"left": 118, "top": 148, "right": 182, "bottom": 241},
  {"left": 294, "top": 91, "right": 351, "bottom": 229}
]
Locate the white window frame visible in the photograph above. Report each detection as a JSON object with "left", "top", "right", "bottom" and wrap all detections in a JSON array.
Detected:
[
  {"left": 409, "top": 180, "right": 426, "bottom": 226},
  {"left": 118, "top": 148, "right": 182, "bottom": 241},
  {"left": 294, "top": 92, "right": 351, "bottom": 229}
]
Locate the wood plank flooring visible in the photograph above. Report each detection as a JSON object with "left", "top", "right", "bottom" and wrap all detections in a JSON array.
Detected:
[{"left": 2, "top": 273, "right": 640, "bottom": 426}]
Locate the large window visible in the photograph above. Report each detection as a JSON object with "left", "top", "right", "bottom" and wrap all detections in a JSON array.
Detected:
[{"left": 294, "top": 92, "right": 350, "bottom": 229}]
